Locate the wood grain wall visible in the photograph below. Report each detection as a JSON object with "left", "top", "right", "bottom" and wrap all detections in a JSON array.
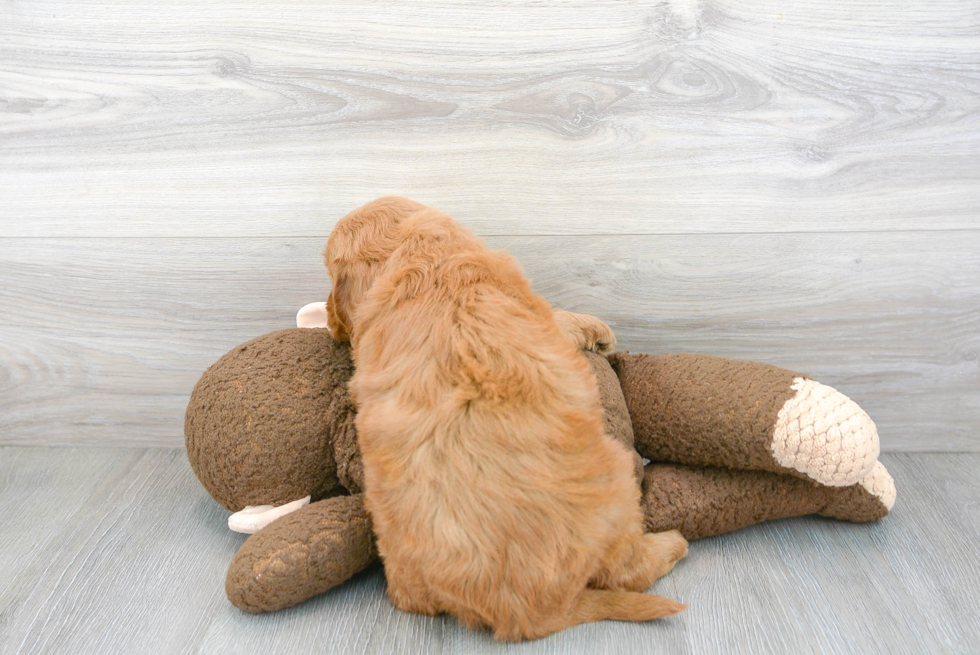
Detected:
[{"left": 2, "top": 0, "right": 978, "bottom": 449}]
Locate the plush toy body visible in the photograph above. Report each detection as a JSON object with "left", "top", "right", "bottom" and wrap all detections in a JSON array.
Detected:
[{"left": 185, "top": 322, "right": 895, "bottom": 614}]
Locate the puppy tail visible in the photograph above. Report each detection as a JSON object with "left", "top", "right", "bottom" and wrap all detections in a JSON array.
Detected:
[
  {"left": 495, "top": 589, "right": 686, "bottom": 640},
  {"left": 570, "top": 589, "right": 686, "bottom": 625}
]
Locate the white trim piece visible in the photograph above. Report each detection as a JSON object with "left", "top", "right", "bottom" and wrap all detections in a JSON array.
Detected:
[
  {"left": 296, "top": 302, "right": 329, "bottom": 329},
  {"left": 859, "top": 461, "right": 897, "bottom": 511},
  {"left": 227, "top": 495, "right": 312, "bottom": 534}
]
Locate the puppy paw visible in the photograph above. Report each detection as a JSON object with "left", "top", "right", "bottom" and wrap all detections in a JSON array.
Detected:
[
  {"left": 612, "top": 529, "right": 689, "bottom": 591},
  {"left": 637, "top": 529, "right": 688, "bottom": 584},
  {"left": 583, "top": 319, "right": 617, "bottom": 354},
  {"left": 650, "top": 529, "right": 689, "bottom": 565},
  {"left": 554, "top": 309, "right": 617, "bottom": 354}
]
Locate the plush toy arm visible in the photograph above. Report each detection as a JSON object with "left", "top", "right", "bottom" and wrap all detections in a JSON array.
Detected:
[
  {"left": 226, "top": 494, "right": 377, "bottom": 613},
  {"left": 640, "top": 461, "right": 896, "bottom": 541},
  {"left": 608, "top": 353, "right": 880, "bottom": 488}
]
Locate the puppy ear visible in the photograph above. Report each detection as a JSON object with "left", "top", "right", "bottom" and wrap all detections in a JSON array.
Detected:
[{"left": 327, "top": 278, "right": 353, "bottom": 342}]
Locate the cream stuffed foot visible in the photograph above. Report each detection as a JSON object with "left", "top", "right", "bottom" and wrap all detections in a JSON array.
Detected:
[
  {"left": 228, "top": 496, "right": 312, "bottom": 534},
  {"left": 771, "top": 378, "right": 880, "bottom": 486}
]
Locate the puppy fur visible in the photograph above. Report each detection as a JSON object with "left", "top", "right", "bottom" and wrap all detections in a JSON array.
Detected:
[{"left": 325, "top": 197, "right": 687, "bottom": 641}]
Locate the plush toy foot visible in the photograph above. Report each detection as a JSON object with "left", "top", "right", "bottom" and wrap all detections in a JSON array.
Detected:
[
  {"left": 228, "top": 496, "right": 311, "bottom": 534},
  {"left": 609, "top": 353, "right": 879, "bottom": 487},
  {"left": 226, "top": 494, "right": 377, "bottom": 613},
  {"left": 819, "top": 461, "right": 897, "bottom": 522},
  {"left": 771, "top": 377, "right": 879, "bottom": 486},
  {"left": 640, "top": 461, "right": 895, "bottom": 541}
]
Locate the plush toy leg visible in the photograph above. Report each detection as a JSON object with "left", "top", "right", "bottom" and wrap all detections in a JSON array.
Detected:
[
  {"left": 820, "top": 461, "right": 896, "bottom": 521},
  {"left": 609, "top": 353, "right": 879, "bottom": 487},
  {"left": 640, "top": 461, "right": 896, "bottom": 541},
  {"left": 226, "top": 494, "right": 377, "bottom": 613}
]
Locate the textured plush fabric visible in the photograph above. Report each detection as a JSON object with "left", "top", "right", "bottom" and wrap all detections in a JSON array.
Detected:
[
  {"left": 640, "top": 463, "right": 890, "bottom": 541},
  {"left": 191, "top": 334, "right": 892, "bottom": 613},
  {"left": 609, "top": 352, "right": 806, "bottom": 478},
  {"left": 824, "top": 461, "right": 896, "bottom": 518},
  {"left": 770, "top": 377, "right": 880, "bottom": 486},
  {"left": 584, "top": 351, "right": 645, "bottom": 485},
  {"left": 215, "top": 342, "right": 650, "bottom": 612},
  {"left": 184, "top": 328, "right": 358, "bottom": 510},
  {"left": 226, "top": 494, "right": 377, "bottom": 613}
]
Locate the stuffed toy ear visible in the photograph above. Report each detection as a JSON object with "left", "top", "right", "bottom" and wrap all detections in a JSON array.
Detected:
[{"left": 608, "top": 353, "right": 880, "bottom": 488}]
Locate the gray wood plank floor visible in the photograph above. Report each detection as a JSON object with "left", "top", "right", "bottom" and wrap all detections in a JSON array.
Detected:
[{"left": 1, "top": 448, "right": 977, "bottom": 655}]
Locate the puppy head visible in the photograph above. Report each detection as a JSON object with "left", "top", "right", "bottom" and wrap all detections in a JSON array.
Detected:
[{"left": 324, "top": 196, "right": 427, "bottom": 341}]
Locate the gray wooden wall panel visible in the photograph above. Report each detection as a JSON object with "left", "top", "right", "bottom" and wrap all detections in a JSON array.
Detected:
[
  {"left": 2, "top": 0, "right": 978, "bottom": 236},
  {"left": 1, "top": 0, "right": 978, "bottom": 448},
  {"left": 1, "top": 233, "right": 977, "bottom": 449}
]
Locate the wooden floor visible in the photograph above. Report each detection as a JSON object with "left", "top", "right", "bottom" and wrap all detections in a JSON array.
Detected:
[{"left": 1, "top": 449, "right": 977, "bottom": 655}]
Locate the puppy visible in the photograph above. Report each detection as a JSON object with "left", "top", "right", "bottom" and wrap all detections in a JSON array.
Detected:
[{"left": 325, "top": 197, "right": 687, "bottom": 641}]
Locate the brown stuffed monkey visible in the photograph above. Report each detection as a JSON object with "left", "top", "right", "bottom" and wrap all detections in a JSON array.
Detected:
[{"left": 185, "top": 319, "right": 895, "bottom": 614}]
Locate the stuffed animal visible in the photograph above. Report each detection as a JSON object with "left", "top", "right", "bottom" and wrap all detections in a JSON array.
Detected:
[{"left": 185, "top": 309, "right": 896, "bottom": 614}]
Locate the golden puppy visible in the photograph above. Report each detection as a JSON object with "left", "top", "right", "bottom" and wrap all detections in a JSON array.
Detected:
[{"left": 325, "top": 197, "right": 687, "bottom": 641}]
